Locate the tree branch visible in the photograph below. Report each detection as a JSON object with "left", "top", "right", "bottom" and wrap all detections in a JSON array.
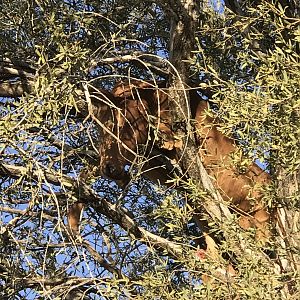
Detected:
[
  {"left": 0, "top": 80, "right": 33, "bottom": 97},
  {"left": 0, "top": 162, "right": 183, "bottom": 257},
  {"left": 81, "top": 240, "right": 124, "bottom": 278},
  {"left": 166, "top": 0, "right": 233, "bottom": 224},
  {"left": 90, "top": 52, "right": 169, "bottom": 77}
]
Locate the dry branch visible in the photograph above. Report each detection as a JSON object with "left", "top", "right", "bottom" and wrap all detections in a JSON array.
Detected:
[
  {"left": 90, "top": 53, "right": 169, "bottom": 77},
  {"left": 0, "top": 162, "right": 183, "bottom": 257}
]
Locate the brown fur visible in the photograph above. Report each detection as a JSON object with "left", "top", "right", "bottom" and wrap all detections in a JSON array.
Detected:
[
  {"left": 68, "top": 81, "right": 271, "bottom": 241},
  {"left": 68, "top": 202, "right": 84, "bottom": 234},
  {"left": 193, "top": 98, "right": 270, "bottom": 235}
]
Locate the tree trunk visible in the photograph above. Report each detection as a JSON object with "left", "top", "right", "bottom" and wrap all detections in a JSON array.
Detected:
[
  {"left": 167, "top": 0, "right": 232, "bottom": 224},
  {"left": 277, "top": 167, "right": 300, "bottom": 293}
]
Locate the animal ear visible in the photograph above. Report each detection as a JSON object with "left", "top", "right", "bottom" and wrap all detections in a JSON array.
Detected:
[
  {"left": 90, "top": 89, "right": 117, "bottom": 106},
  {"left": 112, "top": 81, "right": 136, "bottom": 98}
]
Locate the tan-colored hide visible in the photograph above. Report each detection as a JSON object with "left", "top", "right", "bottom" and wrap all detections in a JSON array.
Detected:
[
  {"left": 69, "top": 81, "right": 271, "bottom": 244},
  {"left": 101, "top": 81, "right": 271, "bottom": 235},
  {"left": 194, "top": 100, "right": 270, "bottom": 236}
]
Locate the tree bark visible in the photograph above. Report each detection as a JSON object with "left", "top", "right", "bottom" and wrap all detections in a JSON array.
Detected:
[
  {"left": 167, "top": 0, "right": 232, "bottom": 224},
  {"left": 277, "top": 165, "right": 300, "bottom": 293}
]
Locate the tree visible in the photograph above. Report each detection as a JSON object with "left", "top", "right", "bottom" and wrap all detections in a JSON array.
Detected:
[{"left": 0, "top": 0, "right": 299, "bottom": 299}]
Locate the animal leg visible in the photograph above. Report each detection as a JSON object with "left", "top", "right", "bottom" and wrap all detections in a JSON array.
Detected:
[{"left": 68, "top": 202, "right": 85, "bottom": 235}]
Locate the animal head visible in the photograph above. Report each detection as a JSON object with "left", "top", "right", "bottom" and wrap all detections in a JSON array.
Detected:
[{"left": 96, "top": 81, "right": 160, "bottom": 183}]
